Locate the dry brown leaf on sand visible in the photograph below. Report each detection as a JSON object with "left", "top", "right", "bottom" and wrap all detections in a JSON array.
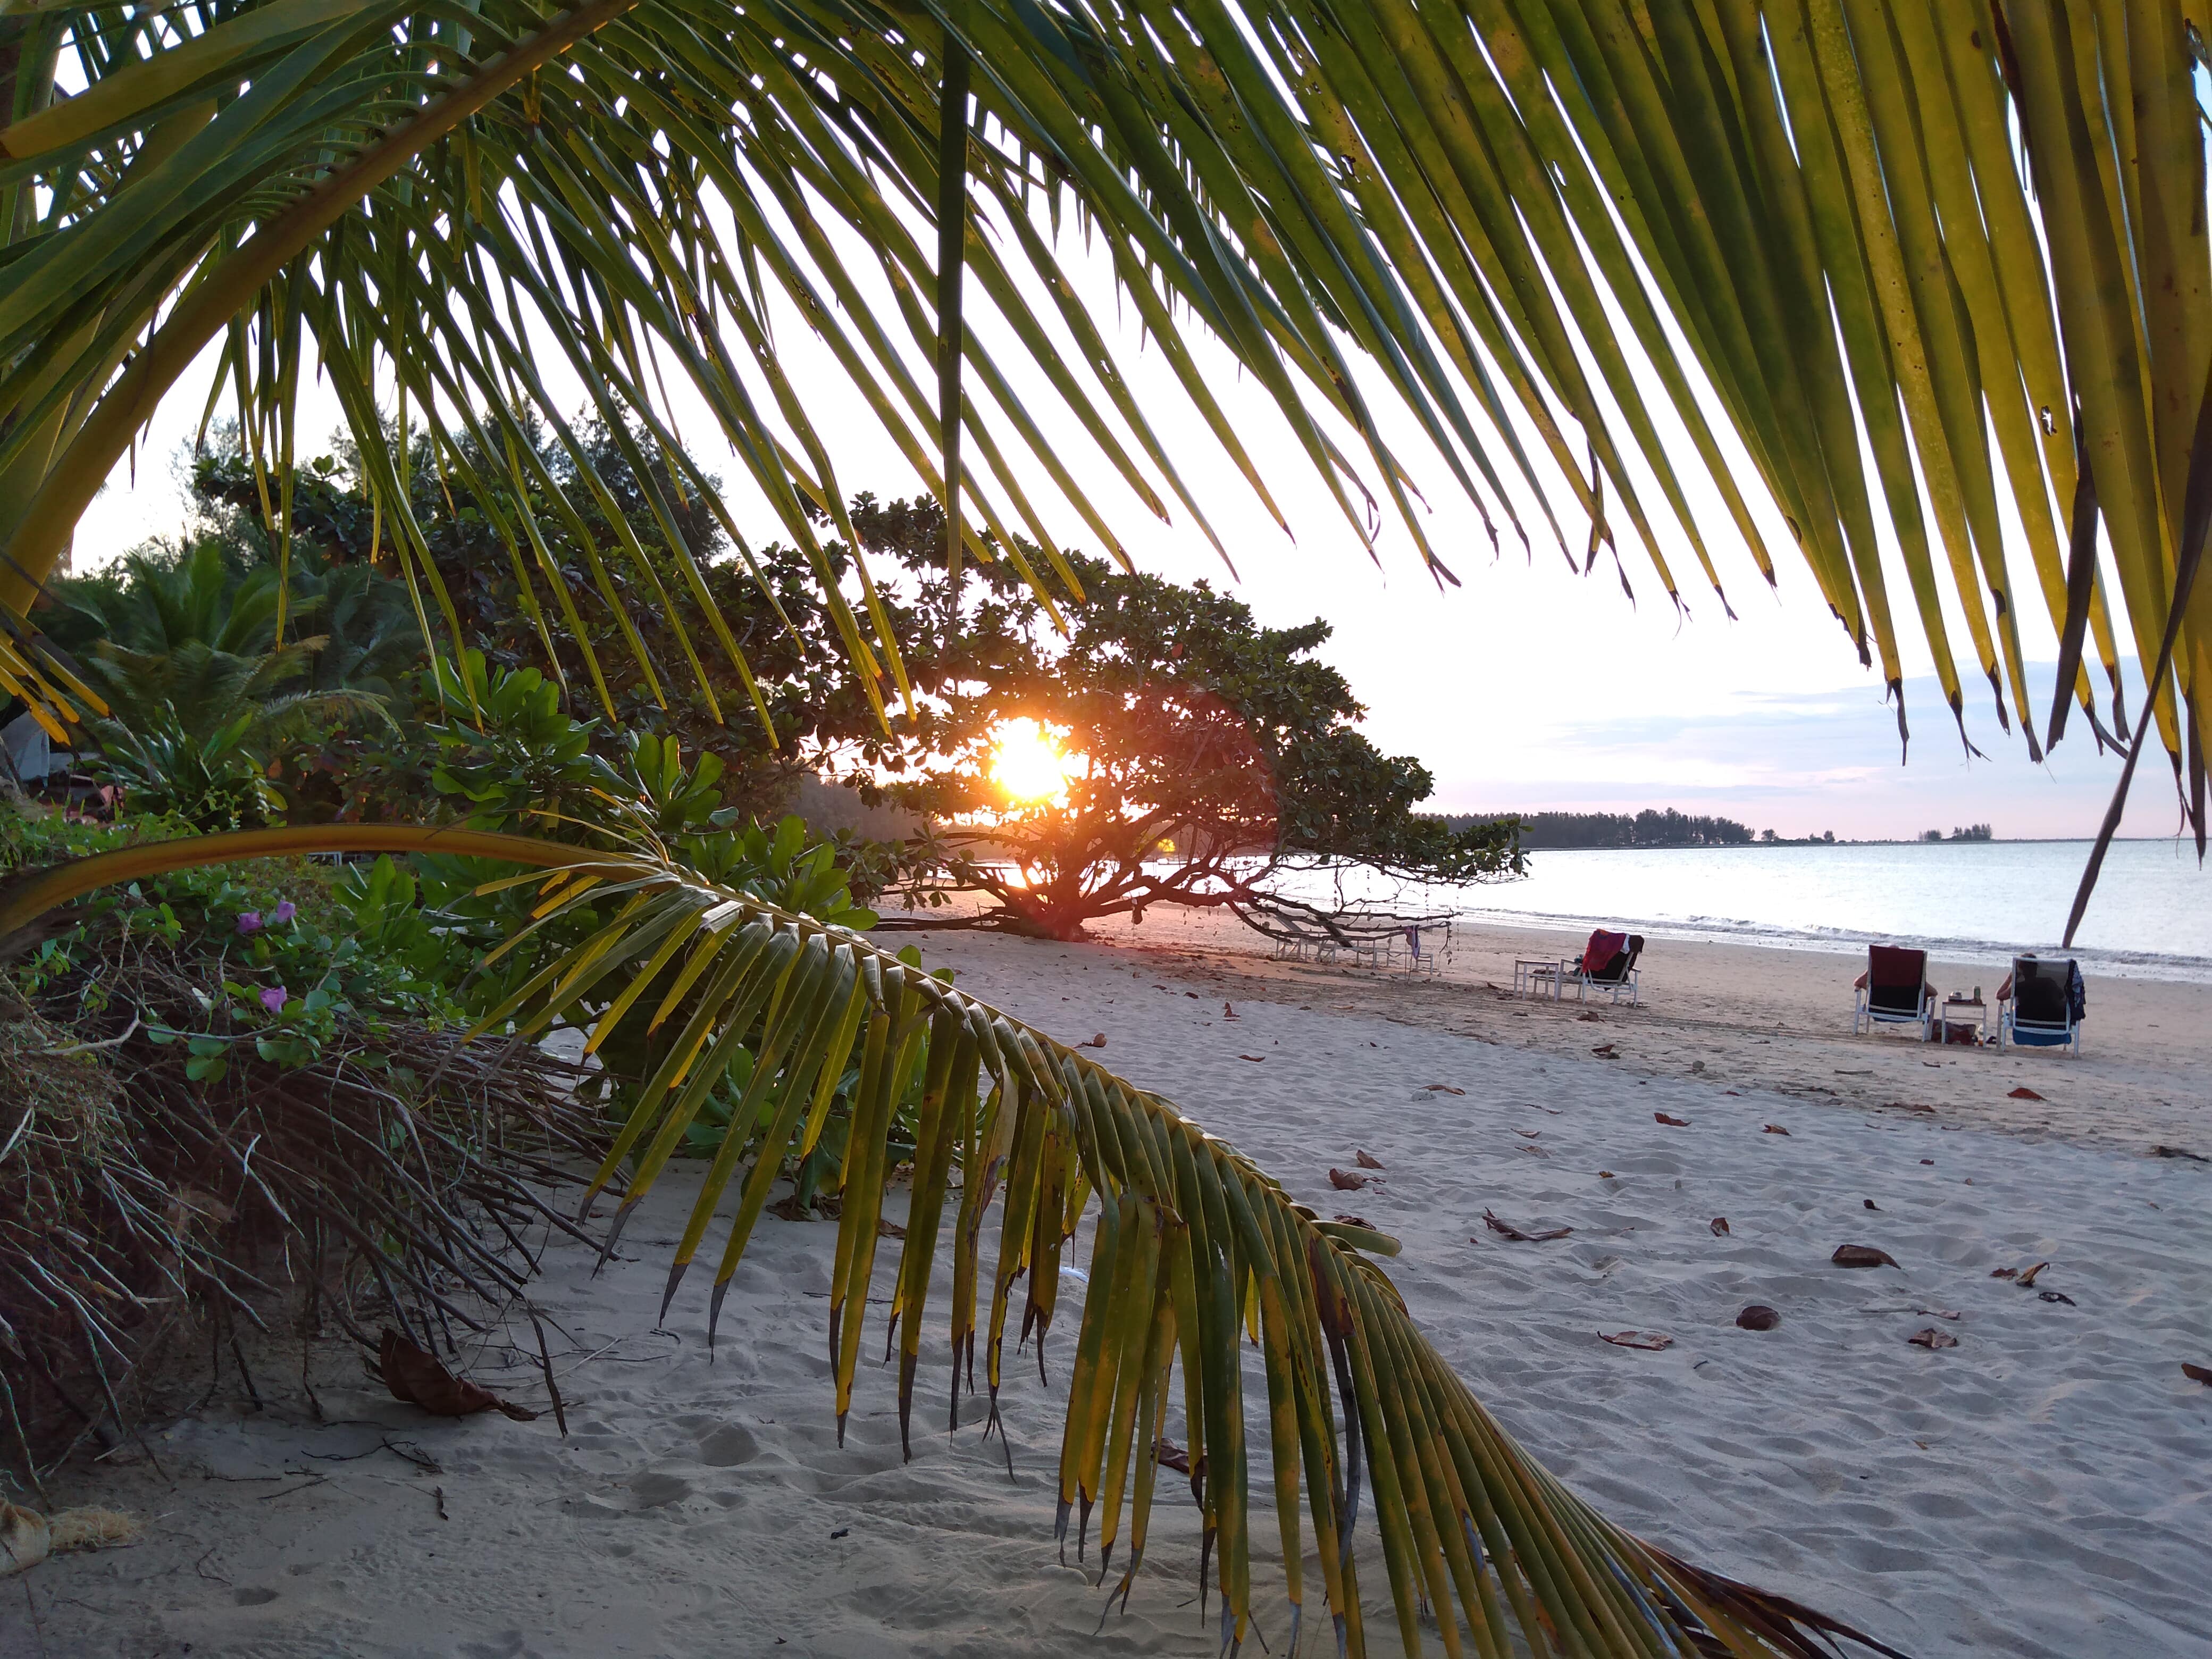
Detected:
[
  {"left": 1736, "top": 1305, "right": 1781, "bottom": 1331},
  {"left": 1153, "top": 1436, "right": 1192, "bottom": 1474},
  {"left": 1762, "top": 1122, "right": 1790, "bottom": 1135},
  {"left": 1078, "top": 1033, "right": 1107, "bottom": 1049},
  {"left": 1863, "top": 1199, "right": 1881, "bottom": 1210},
  {"left": 2009, "top": 1086, "right": 2045, "bottom": 1101},
  {"left": 2184, "top": 1363, "right": 2212, "bottom": 1386},
  {"left": 2039, "top": 1290, "right": 2077, "bottom": 1306},
  {"left": 1598, "top": 1330, "right": 1673, "bottom": 1351},
  {"left": 876, "top": 1218, "right": 906, "bottom": 1239},
  {"left": 1597, "top": 1170, "right": 1615, "bottom": 1179},
  {"left": 2017, "top": 1261, "right": 2051, "bottom": 1287},
  {"left": 1328, "top": 1168, "right": 1375, "bottom": 1191},
  {"left": 1654, "top": 1111, "right": 1691, "bottom": 1127},
  {"left": 1591, "top": 1043, "right": 1619, "bottom": 1058},
  {"left": 1710, "top": 1217, "right": 1730, "bottom": 1236},
  {"left": 1990, "top": 1266, "right": 2020, "bottom": 1279},
  {"left": 1333, "top": 1213, "right": 1377, "bottom": 1230},
  {"left": 1238, "top": 1053, "right": 1266, "bottom": 1063},
  {"left": 1831, "top": 1245, "right": 1901, "bottom": 1269},
  {"left": 2152, "top": 1144, "right": 2208, "bottom": 1161},
  {"left": 1908, "top": 1327, "right": 1959, "bottom": 1350},
  {"left": 1423, "top": 1083, "right": 1465, "bottom": 1095},
  {"left": 1354, "top": 1149, "right": 1385, "bottom": 1170},
  {"left": 1918, "top": 1308, "right": 1962, "bottom": 1321},
  {"left": 1481, "top": 1209, "right": 1572, "bottom": 1243},
  {"left": 379, "top": 1329, "right": 538, "bottom": 1421}
]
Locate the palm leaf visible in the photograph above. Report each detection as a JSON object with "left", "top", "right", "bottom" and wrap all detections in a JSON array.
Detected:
[
  {"left": 2, "top": 1, "right": 2205, "bottom": 824},
  {"left": 0, "top": 825, "right": 1907, "bottom": 1658}
]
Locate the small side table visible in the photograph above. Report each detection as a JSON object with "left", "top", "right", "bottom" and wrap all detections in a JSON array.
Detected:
[
  {"left": 1940, "top": 998, "right": 1987, "bottom": 1045},
  {"left": 1514, "top": 957, "right": 1566, "bottom": 1001}
]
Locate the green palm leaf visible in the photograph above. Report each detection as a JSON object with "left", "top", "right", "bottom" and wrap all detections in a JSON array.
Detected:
[
  {"left": 0, "top": 825, "right": 1906, "bottom": 1658},
  {"left": 2, "top": 1, "right": 2205, "bottom": 815}
]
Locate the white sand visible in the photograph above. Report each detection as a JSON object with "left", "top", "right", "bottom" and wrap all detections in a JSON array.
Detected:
[{"left": 16, "top": 931, "right": 2212, "bottom": 1657}]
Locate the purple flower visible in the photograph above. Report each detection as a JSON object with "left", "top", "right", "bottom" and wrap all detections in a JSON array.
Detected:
[
  {"left": 236, "top": 910, "right": 263, "bottom": 935},
  {"left": 271, "top": 900, "right": 296, "bottom": 925},
  {"left": 259, "top": 986, "right": 289, "bottom": 1015}
]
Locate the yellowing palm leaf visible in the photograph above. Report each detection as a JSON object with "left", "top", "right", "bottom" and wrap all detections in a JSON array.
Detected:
[{"left": 0, "top": 825, "right": 1907, "bottom": 1658}]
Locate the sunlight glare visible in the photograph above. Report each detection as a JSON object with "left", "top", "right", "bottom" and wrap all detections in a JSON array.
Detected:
[{"left": 990, "top": 718, "right": 1081, "bottom": 806}]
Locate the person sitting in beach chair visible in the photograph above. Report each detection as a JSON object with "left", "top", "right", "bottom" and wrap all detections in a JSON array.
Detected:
[
  {"left": 1997, "top": 954, "right": 2085, "bottom": 1054},
  {"left": 1529, "top": 928, "right": 1644, "bottom": 1005},
  {"left": 1852, "top": 945, "right": 1936, "bottom": 1040}
]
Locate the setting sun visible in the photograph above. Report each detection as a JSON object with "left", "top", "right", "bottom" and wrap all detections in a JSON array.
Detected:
[{"left": 988, "top": 717, "right": 1082, "bottom": 806}]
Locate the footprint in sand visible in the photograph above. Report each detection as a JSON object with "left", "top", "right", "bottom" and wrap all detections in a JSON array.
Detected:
[
  {"left": 695, "top": 1424, "right": 759, "bottom": 1468},
  {"left": 627, "top": 1472, "right": 692, "bottom": 1508}
]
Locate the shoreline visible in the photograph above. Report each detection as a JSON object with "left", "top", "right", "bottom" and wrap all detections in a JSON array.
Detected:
[{"left": 981, "top": 901, "right": 2212, "bottom": 1154}]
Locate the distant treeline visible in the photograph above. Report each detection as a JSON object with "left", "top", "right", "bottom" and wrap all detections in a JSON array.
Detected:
[{"left": 1436, "top": 809, "right": 1757, "bottom": 849}]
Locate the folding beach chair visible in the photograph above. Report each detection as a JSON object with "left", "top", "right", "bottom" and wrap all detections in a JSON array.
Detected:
[
  {"left": 1852, "top": 945, "right": 1934, "bottom": 1040},
  {"left": 1531, "top": 929, "right": 1644, "bottom": 1005},
  {"left": 1998, "top": 956, "right": 2084, "bottom": 1054}
]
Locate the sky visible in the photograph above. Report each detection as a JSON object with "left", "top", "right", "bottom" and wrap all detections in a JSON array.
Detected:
[{"left": 65, "top": 163, "right": 2184, "bottom": 847}]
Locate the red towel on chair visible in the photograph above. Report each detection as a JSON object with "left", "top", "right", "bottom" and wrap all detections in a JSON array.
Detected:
[{"left": 1581, "top": 929, "right": 1627, "bottom": 976}]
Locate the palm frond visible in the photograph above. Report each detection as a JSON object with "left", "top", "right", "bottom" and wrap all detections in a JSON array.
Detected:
[
  {"left": 0, "top": 824, "right": 1907, "bottom": 1658},
  {"left": 1, "top": 2, "right": 2203, "bottom": 815}
]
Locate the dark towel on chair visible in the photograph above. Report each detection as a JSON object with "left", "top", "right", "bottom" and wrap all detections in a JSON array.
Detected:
[
  {"left": 1582, "top": 929, "right": 1628, "bottom": 976},
  {"left": 1867, "top": 946, "right": 1927, "bottom": 1015}
]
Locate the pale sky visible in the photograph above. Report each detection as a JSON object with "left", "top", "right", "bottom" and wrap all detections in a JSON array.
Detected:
[{"left": 68, "top": 171, "right": 2177, "bottom": 845}]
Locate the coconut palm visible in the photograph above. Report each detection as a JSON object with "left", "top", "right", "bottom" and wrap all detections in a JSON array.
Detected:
[{"left": 3, "top": 2, "right": 2206, "bottom": 1651}]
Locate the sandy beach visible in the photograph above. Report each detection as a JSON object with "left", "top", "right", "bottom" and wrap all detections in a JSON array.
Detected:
[{"left": 14, "top": 921, "right": 2211, "bottom": 1657}]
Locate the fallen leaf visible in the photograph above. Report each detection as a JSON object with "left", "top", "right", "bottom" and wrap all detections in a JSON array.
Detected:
[
  {"left": 1154, "top": 1437, "right": 1191, "bottom": 1474},
  {"left": 1654, "top": 1111, "right": 1691, "bottom": 1127},
  {"left": 2184, "top": 1363, "right": 2212, "bottom": 1387},
  {"left": 1710, "top": 1217, "right": 1730, "bottom": 1236},
  {"left": 1576, "top": 1011, "right": 1602, "bottom": 1023},
  {"left": 1591, "top": 1043, "right": 1619, "bottom": 1058},
  {"left": 1222, "top": 1003, "right": 1239, "bottom": 1019},
  {"left": 1482, "top": 1208, "right": 1572, "bottom": 1243},
  {"left": 1762, "top": 1124, "right": 1790, "bottom": 1136},
  {"left": 2017, "top": 1261, "right": 2050, "bottom": 1287},
  {"left": 1238, "top": 1054, "right": 1267, "bottom": 1063},
  {"left": 1332, "top": 1214, "right": 1377, "bottom": 1230},
  {"left": 2008, "top": 1086, "right": 2045, "bottom": 1101},
  {"left": 1078, "top": 1033, "right": 1107, "bottom": 1049},
  {"left": 1423, "top": 1083, "right": 1467, "bottom": 1095},
  {"left": 1355, "top": 1149, "right": 1385, "bottom": 1170},
  {"left": 876, "top": 1218, "right": 906, "bottom": 1240},
  {"left": 1989, "top": 1267, "right": 2020, "bottom": 1280},
  {"left": 1598, "top": 1330, "right": 1673, "bottom": 1351},
  {"left": 1863, "top": 1199, "right": 1880, "bottom": 1211},
  {"left": 1328, "top": 1168, "right": 1375, "bottom": 1191},
  {"left": 1831, "top": 1245, "right": 1900, "bottom": 1269},
  {"left": 1597, "top": 1170, "right": 1615, "bottom": 1179},
  {"left": 1917, "top": 1308, "right": 1961, "bottom": 1320},
  {"left": 2038, "top": 1289, "right": 2077, "bottom": 1306},
  {"left": 1884, "top": 1102, "right": 1938, "bottom": 1115},
  {"left": 378, "top": 1329, "right": 537, "bottom": 1421},
  {"left": 2152, "top": 1144, "right": 2208, "bottom": 1162},
  {"left": 1512, "top": 1128, "right": 1541, "bottom": 1138},
  {"left": 1735, "top": 1305, "right": 1780, "bottom": 1331},
  {"left": 1907, "top": 1328, "right": 1958, "bottom": 1350},
  {"left": 1724, "top": 1090, "right": 1741, "bottom": 1096},
  {"left": 1920, "top": 1159, "right": 1934, "bottom": 1165}
]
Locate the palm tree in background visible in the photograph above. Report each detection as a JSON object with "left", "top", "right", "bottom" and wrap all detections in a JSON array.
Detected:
[{"left": 2, "top": 4, "right": 2205, "bottom": 1652}]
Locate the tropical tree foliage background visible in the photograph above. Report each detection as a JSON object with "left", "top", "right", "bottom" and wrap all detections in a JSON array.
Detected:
[{"left": 5, "top": 1, "right": 2207, "bottom": 1653}]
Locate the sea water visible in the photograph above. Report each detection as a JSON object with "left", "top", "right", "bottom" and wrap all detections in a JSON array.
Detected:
[{"left": 1264, "top": 840, "right": 2211, "bottom": 982}]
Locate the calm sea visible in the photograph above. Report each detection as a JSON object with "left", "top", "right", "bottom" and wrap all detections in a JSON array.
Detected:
[{"left": 1435, "top": 840, "right": 2212, "bottom": 983}]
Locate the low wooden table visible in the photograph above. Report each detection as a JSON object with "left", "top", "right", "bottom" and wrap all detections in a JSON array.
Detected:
[{"left": 1939, "top": 998, "right": 1987, "bottom": 1044}]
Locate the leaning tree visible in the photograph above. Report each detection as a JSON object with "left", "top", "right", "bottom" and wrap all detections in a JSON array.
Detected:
[{"left": 4, "top": 4, "right": 2207, "bottom": 1652}]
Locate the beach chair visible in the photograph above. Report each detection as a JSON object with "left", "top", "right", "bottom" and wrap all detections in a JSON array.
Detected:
[
  {"left": 1997, "top": 956, "right": 2084, "bottom": 1054},
  {"left": 1852, "top": 945, "right": 1935, "bottom": 1040},
  {"left": 1531, "top": 929, "right": 1643, "bottom": 1005}
]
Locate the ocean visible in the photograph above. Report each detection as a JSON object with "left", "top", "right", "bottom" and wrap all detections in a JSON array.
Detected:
[{"left": 1438, "top": 839, "right": 2212, "bottom": 983}]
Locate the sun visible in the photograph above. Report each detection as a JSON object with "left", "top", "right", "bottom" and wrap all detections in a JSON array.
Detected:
[{"left": 988, "top": 717, "right": 1082, "bottom": 806}]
